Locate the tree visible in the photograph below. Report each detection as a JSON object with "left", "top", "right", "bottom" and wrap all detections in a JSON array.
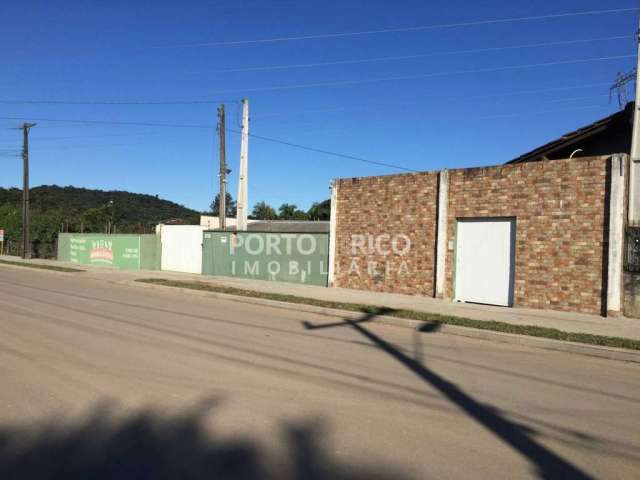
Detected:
[
  {"left": 0, "top": 203, "right": 22, "bottom": 254},
  {"left": 210, "top": 193, "right": 237, "bottom": 217},
  {"left": 307, "top": 199, "right": 331, "bottom": 221},
  {"left": 0, "top": 185, "right": 199, "bottom": 227},
  {"left": 278, "top": 203, "right": 309, "bottom": 220},
  {"left": 81, "top": 207, "right": 109, "bottom": 233},
  {"left": 251, "top": 201, "right": 277, "bottom": 220}
]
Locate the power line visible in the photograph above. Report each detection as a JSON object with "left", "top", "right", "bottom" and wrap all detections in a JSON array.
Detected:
[
  {"left": 252, "top": 82, "right": 613, "bottom": 119},
  {"left": 0, "top": 82, "right": 609, "bottom": 132},
  {"left": 0, "top": 116, "right": 213, "bottom": 129},
  {"left": 2, "top": 56, "right": 631, "bottom": 107},
  {"left": 2, "top": 103, "right": 611, "bottom": 152},
  {"left": 28, "top": 139, "right": 213, "bottom": 151},
  {"left": 0, "top": 114, "right": 415, "bottom": 171},
  {"left": 0, "top": 115, "right": 417, "bottom": 172},
  {"left": 210, "top": 35, "right": 634, "bottom": 73},
  {"left": 28, "top": 132, "right": 168, "bottom": 141},
  {"left": 167, "top": 7, "right": 639, "bottom": 47},
  {"left": 203, "top": 54, "right": 636, "bottom": 95},
  {"left": 0, "top": 98, "right": 237, "bottom": 106},
  {"left": 226, "top": 127, "right": 418, "bottom": 172},
  {"left": 476, "top": 104, "right": 609, "bottom": 120}
]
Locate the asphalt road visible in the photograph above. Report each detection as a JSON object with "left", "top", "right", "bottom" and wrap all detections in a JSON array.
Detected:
[{"left": 0, "top": 267, "right": 639, "bottom": 479}]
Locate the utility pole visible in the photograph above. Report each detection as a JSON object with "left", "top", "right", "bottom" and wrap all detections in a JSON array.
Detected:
[
  {"left": 21, "top": 122, "right": 36, "bottom": 259},
  {"left": 629, "top": 21, "right": 640, "bottom": 224},
  {"left": 237, "top": 98, "right": 250, "bottom": 231},
  {"left": 108, "top": 200, "right": 114, "bottom": 234},
  {"left": 217, "top": 104, "right": 227, "bottom": 230}
]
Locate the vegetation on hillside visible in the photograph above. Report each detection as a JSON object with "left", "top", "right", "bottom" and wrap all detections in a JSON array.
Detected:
[
  {"left": 0, "top": 185, "right": 200, "bottom": 226},
  {"left": 0, "top": 186, "right": 331, "bottom": 258},
  {"left": 0, "top": 185, "right": 200, "bottom": 257}
]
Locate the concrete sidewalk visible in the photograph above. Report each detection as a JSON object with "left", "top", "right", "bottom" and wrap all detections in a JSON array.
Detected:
[{"left": 3, "top": 255, "right": 640, "bottom": 341}]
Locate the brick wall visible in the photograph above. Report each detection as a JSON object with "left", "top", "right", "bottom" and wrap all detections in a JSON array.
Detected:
[
  {"left": 444, "top": 156, "right": 609, "bottom": 315},
  {"left": 333, "top": 156, "right": 612, "bottom": 315},
  {"left": 334, "top": 172, "right": 438, "bottom": 295}
]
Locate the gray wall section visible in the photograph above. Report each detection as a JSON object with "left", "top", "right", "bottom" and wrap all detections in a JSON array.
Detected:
[
  {"left": 140, "top": 234, "right": 162, "bottom": 271},
  {"left": 203, "top": 231, "right": 329, "bottom": 286},
  {"left": 624, "top": 272, "right": 640, "bottom": 317},
  {"left": 57, "top": 234, "right": 71, "bottom": 262}
]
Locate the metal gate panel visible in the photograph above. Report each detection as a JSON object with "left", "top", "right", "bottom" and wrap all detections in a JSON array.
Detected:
[
  {"left": 454, "top": 218, "right": 515, "bottom": 307},
  {"left": 160, "top": 226, "right": 206, "bottom": 274}
]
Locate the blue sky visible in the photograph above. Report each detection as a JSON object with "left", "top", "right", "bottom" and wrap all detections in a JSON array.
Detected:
[{"left": 0, "top": 1, "right": 638, "bottom": 212}]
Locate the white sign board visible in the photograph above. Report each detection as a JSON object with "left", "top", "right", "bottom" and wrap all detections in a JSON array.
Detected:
[{"left": 0, "top": 229, "right": 4, "bottom": 242}]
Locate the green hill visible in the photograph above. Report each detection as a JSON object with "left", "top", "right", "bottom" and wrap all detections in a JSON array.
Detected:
[
  {"left": 0, "top": 185, "right": 200, "bottom": 225},
  {"left": 0, "top": 185, "right": 200, "bottom": 257}
]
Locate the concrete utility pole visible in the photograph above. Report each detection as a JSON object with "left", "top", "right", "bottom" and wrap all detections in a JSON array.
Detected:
[
  {"left": 218, "top": 105, "right": 227, "bottom": 230},
  {"left": 237, "top": 98, "right": 249, "bottom": 231},
  {"left": 628, "top": 21, "right": 640, "bottom": 224},
  {"left": 21, "top": 122, "right": 36, "bottom": 259}
]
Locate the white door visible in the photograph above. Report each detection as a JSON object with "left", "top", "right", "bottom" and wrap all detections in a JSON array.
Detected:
[
  {"left": 160, "top": 226, "right": 206, "bottom": 274},
  {"left": 455, "top": 218, "right": 515, "bottom": 307}
]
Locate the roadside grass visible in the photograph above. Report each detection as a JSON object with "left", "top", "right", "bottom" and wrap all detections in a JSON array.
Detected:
[
  {"left": 136, "top": 278, "right": 640, "bottom": 351},
  {"left": 0, "top": 259, "right": 84, "bottom": 273}
]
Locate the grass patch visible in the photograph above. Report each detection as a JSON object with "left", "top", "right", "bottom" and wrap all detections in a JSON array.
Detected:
[
  {"left": 0, "top": 259, "right": 84, "bottom": 273},
  {"left": 136, "top": 278, "right": 640, "bottom": 351}
]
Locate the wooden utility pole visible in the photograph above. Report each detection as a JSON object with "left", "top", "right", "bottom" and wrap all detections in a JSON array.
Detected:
[
  {"left": 236, "top": 98, "right": 249, "bottom": 231},
  {"left": 21, "top": 122, "right": 36, "bottom": 259},
  {"left": 218, "top": 105, "right": 227, "bottom": 230}
]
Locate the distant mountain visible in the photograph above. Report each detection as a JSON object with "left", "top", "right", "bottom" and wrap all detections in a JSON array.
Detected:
[{"left": 0, "top": 185, "right": 200, "bottom": 225}]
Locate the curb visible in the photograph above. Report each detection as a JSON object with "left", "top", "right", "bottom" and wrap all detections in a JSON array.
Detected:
[
  {"left": 0, "top": 262, "right": 84, "bottom": 275},
  {"left": 128, "top": 280, "right": 640, "bottom": 364}
]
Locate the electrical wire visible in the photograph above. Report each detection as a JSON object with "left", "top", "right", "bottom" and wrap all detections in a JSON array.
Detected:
[
  {"left": 29, "top": 140, "right": 213, "bottom": 151},
  {"left": 226, "top": 127, "right": 418, "bottom": 172},
  {"left": 196, "top": 54, "right": 637, "bottom": 95},
  {"left": 28, "top": 132, "right": 168, "bottom": 141},
  {"left": 252, "top": 82, "right": 613, "bottom": 119},
  {"left": 0, "top": 115, "right": 419, "bottom": 172},
  {"left": 0, "top": 98, "right": 237, "bottom": 106},
  {"left": 210, "top": 35, "right": 634, "bottom": 73},
  {"left": 0, "top": 117, "right": 213, "bottom": 129},
  {"left": 4, "top": 56, "right": 631, "bottom": 106},
  {"left": 476, "top": 104, "right": 609, "bottom": 119},
  {"left": 167, "top": 8, "right": 639, "bottom": 47}
]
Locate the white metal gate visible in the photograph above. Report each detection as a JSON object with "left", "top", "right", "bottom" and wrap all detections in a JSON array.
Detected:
[
  {"left": 454, "top": 218, "right": 515, "bottom": 307},
  {"left": 160, "top": 225, "right": 206, "bottom": 274}
]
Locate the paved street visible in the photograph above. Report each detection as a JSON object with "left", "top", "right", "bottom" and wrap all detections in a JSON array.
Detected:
[{"left": 0, "top": 267, "right": 639, "bottom": 479}]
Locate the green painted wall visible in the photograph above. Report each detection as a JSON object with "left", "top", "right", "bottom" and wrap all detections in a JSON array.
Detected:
[
  {"left": 203, "top": 231, "right": 329, "bottom": 286},
  {"left": 57, "top": 233, "right": 160, "bottom": 270}
]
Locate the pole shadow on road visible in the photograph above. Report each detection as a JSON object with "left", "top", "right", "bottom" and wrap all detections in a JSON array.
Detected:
[
  {"left": 0, "top": 398, "right": 413, "bottom": 480},
  {"left": 303, "top": 309, "right": 594, "bottom": 480}
]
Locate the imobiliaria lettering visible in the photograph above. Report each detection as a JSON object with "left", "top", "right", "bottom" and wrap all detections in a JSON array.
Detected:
[
  {"left": 228, "top": 233, "right": 325, "bottom": 283},
  {"left": 89, "top": 239, "right": 114, "bottom": 264},
  {"left": 336, "top": 234, "right": 412, "bottom": 278}
]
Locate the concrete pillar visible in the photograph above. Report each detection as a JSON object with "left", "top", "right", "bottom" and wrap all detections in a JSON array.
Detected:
[
  {"left": 328, "top": 180, "right": 338, "bottom": 286},
  {"left": 435, "top": 170, "right": 449, "bottom": 298},
  {"left": 236, "top": 99, "right": 249, "bottom": 231},
  {"left": 607, "top": 154, "right": 627, "bottom": 315}
]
